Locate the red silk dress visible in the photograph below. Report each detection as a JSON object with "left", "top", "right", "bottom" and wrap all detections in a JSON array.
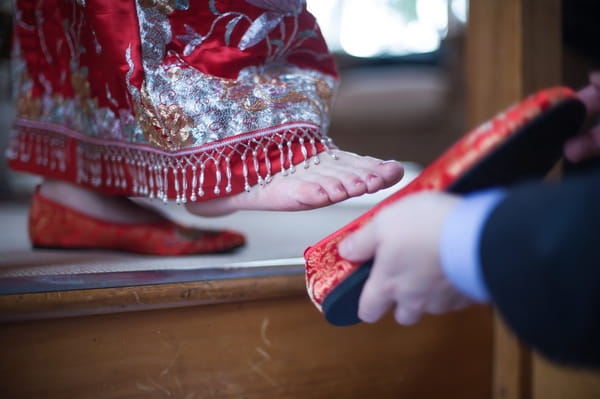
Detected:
[{"left": 8, "top": 0, "right": 338, "bottom": 203}]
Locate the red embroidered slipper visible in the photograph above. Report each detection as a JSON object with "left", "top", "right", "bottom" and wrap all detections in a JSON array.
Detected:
[
  {"left": 29, "top": 189, "right": 245, "bottom": 255},
  {"left": 304, "top": 87, "right": 587, "bottom": 326}
]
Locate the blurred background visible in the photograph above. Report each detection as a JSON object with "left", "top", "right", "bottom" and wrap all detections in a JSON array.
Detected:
[
  {"left": 0, "top": 0, "right": 15, "bottom": 199},
  {"left": 306, "top": 0, "right": 468, "bottom": 164},
  {"left": 0, "top": 0, "right": 469, "bottom": 200}
]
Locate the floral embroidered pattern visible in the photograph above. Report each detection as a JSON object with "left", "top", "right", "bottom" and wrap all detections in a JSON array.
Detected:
[
  {"left": 306, "top": 233, "right": 358, "bottom": 310},
  {"left": 138, "top": 0, "right": 189, "bottom": 14},
  {"left": 9, "top": 0, "right": 337, "bottom": 201},
  {"left": 136, "top": 86, "right": 195, "bottom": 150},
  {"left": 130, "top": 1, "right": 337, "bottom": 151},
  {"left": 239, "top": 0, "right": 306, "bottom": 50}
]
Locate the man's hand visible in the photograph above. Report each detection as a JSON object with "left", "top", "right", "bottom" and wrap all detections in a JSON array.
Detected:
[{"left": 338, "top": 192, "right": 472, "bottom": 325}]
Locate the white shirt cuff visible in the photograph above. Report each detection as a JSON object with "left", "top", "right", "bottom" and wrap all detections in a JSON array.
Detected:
[{"left": 439, "top": 188, "right": 506, "bottom": 302}]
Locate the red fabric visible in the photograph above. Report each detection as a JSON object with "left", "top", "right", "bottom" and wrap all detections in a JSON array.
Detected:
[
  {"left": 14, "top": 0, "right": 337, "bottom": 112},
  {"left": 29, "top": 188, "right": 245, "bottom": 255},
  {"left": 8, "top": 123, "right": 326, "bottom": 201},
  {"left": 14, "top": 0, "right": 142, "bottom": 110},
  {"left": 167, "top": 4, "right": 337, "bottom": 79},
  {"left": 9, "top": 1, "right": 337, "bottom": 202},
  {"left": 304, "top": 87, "right": 578, "bottom": 311}
]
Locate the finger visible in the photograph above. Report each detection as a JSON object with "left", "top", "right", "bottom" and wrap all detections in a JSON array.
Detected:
[
  {"left": 424, "top": 292, "right": 460, "bottom": 314},
  {"left": 424, "top": 297, "right": 451, "bottom": 315},
  {"left": 356, "top": 236, "right": 412, "bottom": 324},
  {"left": 394, "top": 303, "right": 423, "bottom": 325},
  {"left": 338, "top": 222, "right": 378, "bottom": 263},
  {"left": 421, "top": 281, "right": 457, "bottom": 315},
  {"left": 358, "top": 276, "right": 395, "bottom": 323},
  {"left": 577, "top": 85, "right": 600, "bottom": 114},
  {"left": 564, "top": 126, "right": 600, "bottom": 162}
]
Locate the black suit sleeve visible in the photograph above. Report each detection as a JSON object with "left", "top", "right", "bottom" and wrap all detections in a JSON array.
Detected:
[{"left": 480, "top": 163, "right": 600, "bottom": 367}]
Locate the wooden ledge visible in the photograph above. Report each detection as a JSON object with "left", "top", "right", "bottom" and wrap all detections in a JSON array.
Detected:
[{"left": 0, "top": 274, "right": 307, "bottom": 322}]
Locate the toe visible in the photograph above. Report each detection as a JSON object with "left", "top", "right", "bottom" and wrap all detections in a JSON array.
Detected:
[
  {"left": 377, "top": 161, "right": 404, "bottom": 186},
  {"left": 328, "top": 151, "right": 404, "bottom": 189},
  {"left": 298, "top": 174, "right": 349, "bottom": 203},
  {"left": 290, "top": 180, "right": 331, "bottom": 209},
  {"left": 340, "top": 167, "right": 385, "bottom": 194},
  {"left": 315, "top": 164, "right": 368, "bottom": 197},
  {"left": 364, "top": 172, "right": 385, "bottom": 193},
  {"left": 340, "top": 172, "right": 368, "bottom": 197}
]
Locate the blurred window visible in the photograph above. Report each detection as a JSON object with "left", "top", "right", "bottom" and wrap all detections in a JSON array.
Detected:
[{"left": 307, "top": 0, "right": 467, "bottom": 58}]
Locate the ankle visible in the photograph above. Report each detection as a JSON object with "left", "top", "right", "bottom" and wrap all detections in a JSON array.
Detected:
[{"left": 37, "top": 179, "right": 166, "bottom": 224}]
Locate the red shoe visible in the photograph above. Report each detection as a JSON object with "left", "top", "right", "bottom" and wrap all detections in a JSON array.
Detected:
[
  {"left": 304, "top": 87, "right": 586, "bottom": 326},
  {"left": 28, "top": 189, "right": 245, "bottom": 255}
]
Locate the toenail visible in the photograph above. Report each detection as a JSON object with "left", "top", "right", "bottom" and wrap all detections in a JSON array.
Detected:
[
  {"left": 318, "top": 188, "right": 327, "bottom": 196},
  {"left": 335, "top": 184, "right": 345, "bottom": 193},
  {"left": 367, "top": 173, "right": 379, "bottom": 181},
  {"left": 353, "top": 179, "right": 364, "bottom": 186}
]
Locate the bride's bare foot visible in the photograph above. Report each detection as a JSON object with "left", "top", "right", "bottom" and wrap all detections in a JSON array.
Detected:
[
  {"left": 39, "top": 180, "right": 166, "bottom": 224},
  {"left": 185, "top": 150, "right": 404, "bottom": 216},
  {"left": 38, "top": 151, "right": 403, "bottom": 222}
]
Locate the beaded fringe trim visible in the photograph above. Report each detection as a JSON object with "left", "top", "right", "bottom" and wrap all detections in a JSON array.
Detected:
[{"left": 7, "top": 120, "right": 336, "bottom": 203}]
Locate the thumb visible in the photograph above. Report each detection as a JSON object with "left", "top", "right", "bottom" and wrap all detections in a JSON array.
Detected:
[{"left": 338, "top": 221, "right": 378, "bottom": 263}]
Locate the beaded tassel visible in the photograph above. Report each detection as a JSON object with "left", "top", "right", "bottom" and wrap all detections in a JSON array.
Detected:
[{"left": 7, "top": 123, "right": 336, "bottom": 202}]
